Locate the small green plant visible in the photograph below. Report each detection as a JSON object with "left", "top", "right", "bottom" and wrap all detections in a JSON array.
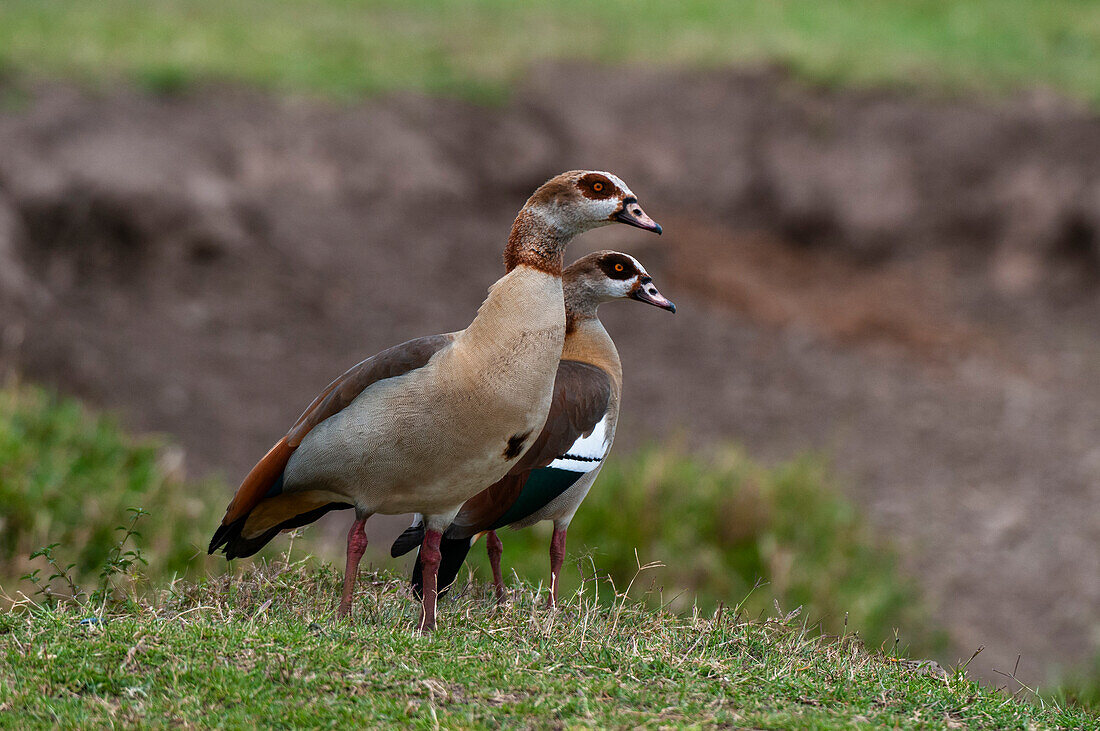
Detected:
[
  {"left": 18, "top": 507, "right": 149, "bottom": 613},
  {"left": 91, "top": 507, "right": 149, "bottom": 609},
  {"left": 21, "top": 543, "right": 84, "bottom": 605}
]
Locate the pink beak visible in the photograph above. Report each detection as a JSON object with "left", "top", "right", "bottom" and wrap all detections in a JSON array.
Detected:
[
  {"left": 615, "top": 198, "right": 662, "bottom": 234},
  {"left": 630, "top": 278, "right": 676, "bottom": 312}
]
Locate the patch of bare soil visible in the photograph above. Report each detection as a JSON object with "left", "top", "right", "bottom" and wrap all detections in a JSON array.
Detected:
[
  {"left": 662, "top": 219, "right": 982, "bottom": 355},
  {"left": 1, "top": 66, "right": 1099, "bottom": 686}
]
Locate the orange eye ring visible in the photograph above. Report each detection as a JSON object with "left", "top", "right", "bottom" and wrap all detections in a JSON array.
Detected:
[
  {"left": 614, "top": 263, "right": 624, "bottom": 272},
  {"left": 593, "top": 182, "right": 604, "bottom": 192}
]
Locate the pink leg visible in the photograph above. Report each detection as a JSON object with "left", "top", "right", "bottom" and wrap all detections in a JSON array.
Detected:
[
  {"left": 486, "top": 530, "right": 505, "bottom": 602},
  {"left": 417, "top": 529, "right": 443, "bottom": 632},
  {"left": 338, "top": 515, "right": 369, "bottom": 618},
  {"left": 548, "top": 526, "right": 567, "bottom": 608}
]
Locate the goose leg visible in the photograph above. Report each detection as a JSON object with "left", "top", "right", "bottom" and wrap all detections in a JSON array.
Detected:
[
  {"left": 417, "top": 528, "right": 443, "bottom": 632},
  {"left": 486, "top": 530, "right": 505, "bottom": 602},
  {"left": 338, "top": 513, "right": 370, "bottom": 618},
  {"left": 548, "top": 525, "right": 567, "bottom": 608}
]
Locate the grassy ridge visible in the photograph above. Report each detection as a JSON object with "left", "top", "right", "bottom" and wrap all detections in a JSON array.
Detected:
[
  {"left": 2, "top": 1, "right": 1100, "bottom": 103},
  {"left": 2, "top": 561, "right": 1094, "bottom": 729}
]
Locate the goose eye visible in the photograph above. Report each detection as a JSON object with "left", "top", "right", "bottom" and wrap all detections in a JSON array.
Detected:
[
  {"left": 614, "top": 263, "right": 623, "bottom": 272},
  {"left": 593, "top": 182, "right": 603, "bottom": 192}
]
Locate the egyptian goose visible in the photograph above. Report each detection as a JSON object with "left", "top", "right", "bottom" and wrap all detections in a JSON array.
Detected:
[
  {"left": 207, "top": 171, "right": 661, "bottom": 630},
  {"left": 391, "top": 251, "right": 675, "bottom": 606}
]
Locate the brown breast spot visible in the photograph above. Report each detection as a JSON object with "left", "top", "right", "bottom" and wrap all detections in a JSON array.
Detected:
[{"left": 503, "top": 430, "right": 532, "bottom": 459}]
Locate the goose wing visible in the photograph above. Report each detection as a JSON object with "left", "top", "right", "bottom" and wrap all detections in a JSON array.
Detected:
[
  {"left": 209, "top": 333, "right": 455, "bottom": 556},
  {"left": 448, "top": 360, "right": 612, "bottom": 540}
]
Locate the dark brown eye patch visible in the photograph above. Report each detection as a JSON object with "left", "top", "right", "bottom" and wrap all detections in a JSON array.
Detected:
[
  {"left": 578, "top": 173, "right": 616, "bottom": 200},
  {"left": 598, "top": 254, "right": 636, "bottom": 280}
]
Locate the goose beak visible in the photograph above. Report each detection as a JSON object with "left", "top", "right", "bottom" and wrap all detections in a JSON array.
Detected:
[
  {"left": 614, "top": 199, "right": 662, "bottom": 234},
  {"left": 630, "top": 278, "right": 676, "bottom": 313}
]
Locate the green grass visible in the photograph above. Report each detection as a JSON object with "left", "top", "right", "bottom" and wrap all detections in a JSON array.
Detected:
[
  {"left": 3, "top": 1, "right": 1100, "bottom": 104},
  {"left": 0, "top": 384, "right": 224, "bottom": 595},
  {"left": 2, "top": 560, "right": 1096, "bottom": 729}
]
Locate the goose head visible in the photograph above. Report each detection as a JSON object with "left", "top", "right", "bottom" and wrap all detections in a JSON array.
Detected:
[
  {"left": 564, "top": 250, "right": 676, "bottom": 316},
  {"left": 527, "top": 170, "right": 662, "bottom": 237},
  {"left": 506, "top": 171, "right": 661, "bottom": 274}
]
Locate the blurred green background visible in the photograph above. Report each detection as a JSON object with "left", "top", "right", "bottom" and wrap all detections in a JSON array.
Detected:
[{"left": 2, "top": 0, "right": 1100, "bottom": 103}]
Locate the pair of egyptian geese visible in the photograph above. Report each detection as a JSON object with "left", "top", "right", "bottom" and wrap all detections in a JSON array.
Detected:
[{"left": 208, "top": 171, "right": 673, "bottom": 630}]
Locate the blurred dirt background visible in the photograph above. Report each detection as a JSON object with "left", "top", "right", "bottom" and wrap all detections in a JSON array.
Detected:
[{"left": 2, "top": 66, "right": 1099, "bottom": 684}]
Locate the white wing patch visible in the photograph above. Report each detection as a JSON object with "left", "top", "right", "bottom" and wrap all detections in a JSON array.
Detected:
[{"left": 548, "top": 415, "right": 611, "bottom": 473}]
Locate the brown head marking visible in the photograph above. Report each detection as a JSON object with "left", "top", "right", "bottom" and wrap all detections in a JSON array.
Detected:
[
  {"left": 596, "top": 252, "right": 642, "bottom": 281},
  {"left": 577, "top": 172, "right": 617, "bottom": 201},
  {"left": 527, "top": 178, "right": 576, "bottom": 207}
]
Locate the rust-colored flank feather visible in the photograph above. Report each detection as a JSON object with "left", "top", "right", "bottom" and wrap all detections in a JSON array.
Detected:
[{"left": 220, "top": 437, "right": 293, "bottom": 525}]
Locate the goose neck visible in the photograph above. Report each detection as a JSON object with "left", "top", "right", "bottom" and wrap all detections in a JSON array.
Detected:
[{"left": 503, "top": 208, "right": 571, "bottom": 276}]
